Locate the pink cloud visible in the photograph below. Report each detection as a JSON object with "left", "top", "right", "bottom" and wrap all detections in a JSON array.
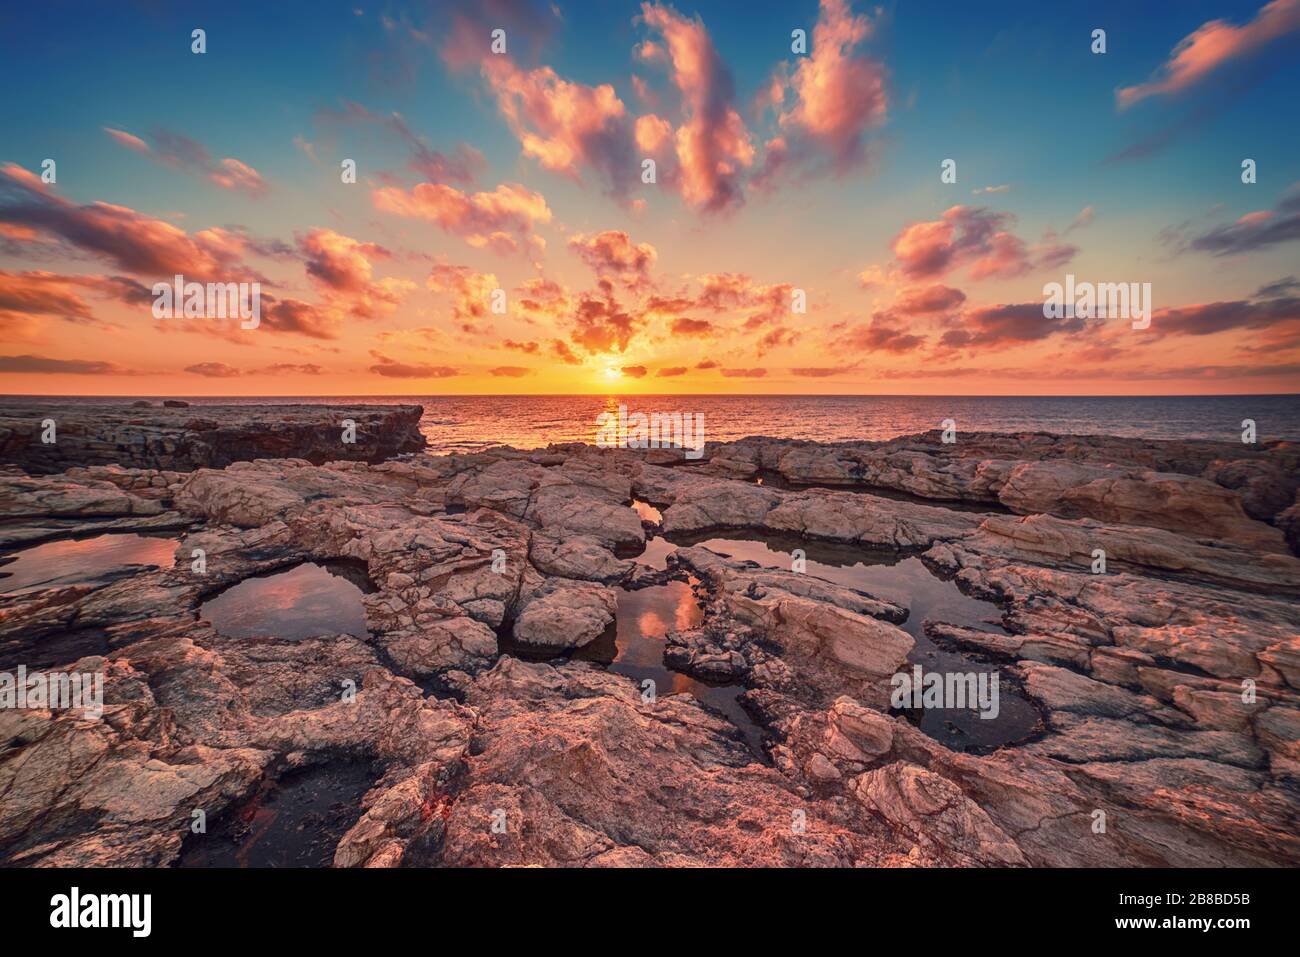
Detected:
[
  {"left": 481, "top": 56, "right": 634, "bottom": 195},
  {"left": 369, "top": 351, "right": 461, "bottom": 378},
  {"left": 771, "top": 0, "right": 886, "bottom": 172},
  {"left": 1117, "top": 0, "right": 1300, "bottom": 108},
  {"left": 641, "top": 2, "right": 754, "bottom": 212},
  {"left": 635, "top": 113, "right": 673, "bottom": 154},
  {"left": 427, "top": 263, "right": 501, "bottom": 325},
  {"left": 568, "top": 230, "right": 657, "bottom": 286},
  {"left": 891, "top": 206, "right": 1074, "bottom": 281},
  {"left": 373, "top": 180, "right": 551, "bottom": 253},
  {"left": 0, "top": 164, "right": 253, "bottom": 279},
  {"left": 102, "top": 127, "right": 269, "bottom": 196}
]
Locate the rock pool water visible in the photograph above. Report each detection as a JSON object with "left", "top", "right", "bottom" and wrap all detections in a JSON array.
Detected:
[
  {"left": 640, "top": 529, "right": 1042, "bottom": 752},
  {"left": 572, "top": 581, "right": 767, "bottom": 758},
  {"left": 199, "top": 561, "right": 372, "bottom": 640},
  {"left": 178, "top": 760, "right": 377, "bottom": 868},
  {"left": 0, "top": 533, "right": 179, "bottom": 594}
]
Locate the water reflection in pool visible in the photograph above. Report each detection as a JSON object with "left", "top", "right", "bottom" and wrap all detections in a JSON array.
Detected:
[
  {"left": 572, "top": 581, "right": 767, "bottom": 759},
  {"left": 0, "top": 533, "right": 179, "bottom": 595},
  {"left": 200, "top": 561, "right": 372, "bottom": 640},
  {"left": 639, "top": 530, "right": 1041, "bottom": 752}
]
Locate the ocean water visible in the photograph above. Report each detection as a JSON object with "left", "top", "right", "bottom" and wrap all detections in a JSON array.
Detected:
[{"left": 8, "top": 394, "right": 1300, "bottom": 454}]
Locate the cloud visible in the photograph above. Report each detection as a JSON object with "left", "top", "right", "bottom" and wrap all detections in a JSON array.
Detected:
[
  {"left": 1256, "top": 275, "right": 1300, "bottom": 298},
  {"left": 635, "top": 114, "right": 673, "bottom": 154},
  {"left": 0, "top": 353, "right": 137, "bottom": 375},
  {"left": 570, "top": 286, "right": 640, "bottom": 354},
  {"left": 103, "top": 127, "right": 269, "bottom": 196},
  {"left": 298, "top": 228, "right": 391, "bottom": 293},
  {"left": 657, "top": 365, "right": 688, "bottom": 376},
  {"left": 568, "top": 230, "right": 657, "bottom": 287},
  {"left": 373, "top": 180, "right": 551, "bottom": 253},
  {"left": 940, "top": 302, "right": 1086, "bottom": 350},
  {"left": 1065, "top": 205, "right": 1096, "bottom": 234},
  {"left": 481, "top": 55, "right": 634, "bottom": 195},
  {"left": 641, "top": 2, "right": 754, "bottom": 212},
  {"left": 436, "top": 0, "right": 561, "bottom": 73},
  {"left": 693, "top": 272, "right": 792, "bottom": 326},
  {"left": 551, "top": 339, "right": 582, "bottom": 365},
  {"left": 757, "top": 325, "right": 799, "bottom": 355},
  {"left": 185, "top": 361, "right": 241, "bottom": 378},
  {"left": 1186, "top": 191, "right": 1300, "bottom": 255},
  {"left": 0, "top": 164, "right": 257, "bottom": 279},
  {"left": 972, "top": 185, "right": 1010, "bottom": 195},
  {"left": 295, "top": 228, "right": 412, "bottom": 319},
  {"left": 835, "top": 318, "right": 925, "bottom": 353},
  {"left": 1116, "top": 0, "right": 1300, "bottom": 108},
  {"left": 503, "top": 339, "right": 540, "bottom": 354},
  {"left": 0, "top": 269, "right": 150, "bottom": 332},
  {"left": 891, "top": 205, "right": 1074, "bottom": 281},
  {"left": 893, "top": 283, "right": 966, "bottom": 315},
  {"left": 260, "top": 297, "right": 343, "bottom": 339},
  {"left": 427, "top": 263, "right": 501, "bottom": 325},
  {"left": 764, "top": 0, "right": 886, "bottom": 177},
  {"left": 1151, "top": 295, "right": 1300, "bottom": 336},
  {"left": 670, "top": 316, "right": 715, "bottom": 336},
  {"left": 790, "top": 364, "right": 858, "bottom": 377},
  {"left": 489, "top": 365, "right": 532, "bottom": 377},
  {"left": 621, "top": 364, "right": 649, "bottom": 378},
  {"left": 316, "top": 101, "right": 485, "bottom": 185},
  {"left": 720, "top": 366, "right": 767, "bottom": 377},
  {"left": 260, "top": 363, "right": 323, "bottom": 375},
  {"left": 369, "top": 351, "right": 461, "bottom": 378},
  {"left": 696, "top": 358, "right": 719, "bottom": 369}
]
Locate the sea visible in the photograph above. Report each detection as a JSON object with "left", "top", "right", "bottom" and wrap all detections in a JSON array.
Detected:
[{"left": 7, "top": 394, "right": 1300, "bottom": 455}]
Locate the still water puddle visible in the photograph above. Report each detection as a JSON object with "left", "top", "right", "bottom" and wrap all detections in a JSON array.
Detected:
[
  {"left": 630, "top": 498, "right": 663, "bottom": 524},
  {"left": 0, "top": 533, "right": 179, "bottom": 595},
  {"left": 178, "top": 761, "right": 377, "bottom": 868},
  {"left": 573, "top": 582, "right": 766, "bottom": 758},
  {"left": 200, "top": 561, "right": 372, "bottom": 640},
  {"left": 499, "top": 579, "right": 767, "bottom": 760},
  {"left": 639, "top": 530, "right": 1040, "bottom": 752}
]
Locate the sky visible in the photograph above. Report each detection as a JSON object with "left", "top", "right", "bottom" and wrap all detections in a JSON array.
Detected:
[{"left": 1, "top": 0, "right": 1299, "bottom": 397}]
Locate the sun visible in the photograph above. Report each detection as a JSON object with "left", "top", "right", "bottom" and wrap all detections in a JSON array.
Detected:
[{"left": 603, "top": 366, "right": 622, "bottom": 380}]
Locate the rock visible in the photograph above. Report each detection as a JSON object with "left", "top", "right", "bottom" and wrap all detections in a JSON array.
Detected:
[
  {"left": 3, "top": 426, "right": 1299, "bottom": 869},
  {"left": 512, "top": 580, "right": 618, "bottom": 649},
  {"left": 528, "top": 533, "right": 631, "bottom": 582},
  {"left": 850, "top": 763, "right": 1027, "bottom": 866},
  {"left": 999, "top": 462, "right": 1287, "bottom": 551},
  {"left": 0, "top": 401, "right": 426, "bottom": 473},
  {"left": 1278, "top": 491, "right": 1300, "bottom": 557}
]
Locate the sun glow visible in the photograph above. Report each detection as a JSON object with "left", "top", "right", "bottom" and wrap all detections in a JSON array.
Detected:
[{"left": 603, "top": 367, "right": 621, "bottom": 380}]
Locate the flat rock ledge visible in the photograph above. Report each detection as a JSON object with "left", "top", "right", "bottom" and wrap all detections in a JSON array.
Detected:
[
  {"left": 0, "top": 402, "right": 426, "bottom": 474},
  {"left": 1, "top": 425, "right": 1298, "bottom": 868}
]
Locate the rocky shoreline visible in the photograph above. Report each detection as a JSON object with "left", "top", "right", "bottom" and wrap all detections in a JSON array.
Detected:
[
  {"left": 1, "top": 405, "right": 1297, "bottom": 867},
  {"left": 0, "top": 402, "right": 426, "bottom": 474}
]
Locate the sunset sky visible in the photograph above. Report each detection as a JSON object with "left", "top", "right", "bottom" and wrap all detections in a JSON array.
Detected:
[{"left": 2, "top": 0, "right": 1299, "bottom": 396}]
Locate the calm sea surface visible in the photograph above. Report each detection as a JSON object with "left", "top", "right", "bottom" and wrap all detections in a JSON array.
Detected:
[{"left": 9, "top": 394, "right": 1300, "bottom": 454}]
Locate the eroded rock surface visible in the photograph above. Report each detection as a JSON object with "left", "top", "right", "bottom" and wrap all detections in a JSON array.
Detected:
[
  {"left": 2, "top": 426, "right": 1297, "bottom": 868},
  {"left": 0, "top": 402, "right": 425, "bottom": 474}
]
